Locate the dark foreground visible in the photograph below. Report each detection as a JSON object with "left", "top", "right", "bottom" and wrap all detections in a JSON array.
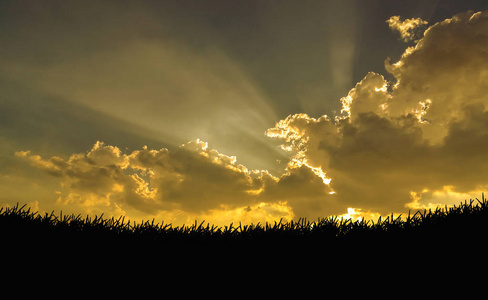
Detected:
[
  {"left": 2, "top": 196, "right": 488, "bottom": 258},
  {"left": 4, "top": 198, "right": 487, "bottom": 289}
]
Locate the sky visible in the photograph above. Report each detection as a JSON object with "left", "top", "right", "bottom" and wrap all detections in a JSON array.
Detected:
[{"left": 2, "top": 0, "right": 488, "bottom": 225}]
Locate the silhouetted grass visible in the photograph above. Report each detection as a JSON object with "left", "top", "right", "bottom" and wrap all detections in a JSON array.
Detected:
[{"left": 2, "top": 194, "right": 488, "bottom": 252}]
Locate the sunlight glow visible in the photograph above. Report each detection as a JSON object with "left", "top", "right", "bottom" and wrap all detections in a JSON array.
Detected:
[
  {"left": 407, "top": 186, "right": 482, "bottom": 210},
  {"left": 306, "top": 163, "right": 332, "bottom": 185},
  {"left": 340, "top": 94, "right": 352, "bottom": 118},
  {"left": 246, "top": 187, "right": 264, "bottom": 196},
  {"left": 374, "top": 83, "right": 388, "bottom": 93},
  {"left": 338, "top": 207, "right": 363, "bottom": 221},
  {"left": 412, "top": 99, "right": 432, "bottom": 123}
]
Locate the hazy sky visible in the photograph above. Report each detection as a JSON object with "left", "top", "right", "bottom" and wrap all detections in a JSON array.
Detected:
[{"left": 2, "top": 0, "right": 488, "bottom": 225}]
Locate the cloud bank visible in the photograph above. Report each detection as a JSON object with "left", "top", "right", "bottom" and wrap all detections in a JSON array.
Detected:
[
  {"left": 16, "top": 139, "right": 331, "bottom": 224},
  {"left": 15, "top": 10, "right": 488, "bottom": 224},
  {"left": 268, "top": 10, "right": 488, "bottom": 215}
]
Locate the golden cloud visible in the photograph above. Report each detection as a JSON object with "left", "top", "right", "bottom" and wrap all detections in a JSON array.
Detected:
[
  {"left": 267, "top": 11, "right": 488, "bottom": 216},
  {"left": 16, "top": 139, "right": 335, "bottom": 224},
  {"left": 386, "top": 15, "right": 428, "bottom": 42}
]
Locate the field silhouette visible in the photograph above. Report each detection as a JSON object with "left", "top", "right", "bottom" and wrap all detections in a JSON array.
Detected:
[{"left": 2, "top": 195, "right": 487, "bottom": 260}]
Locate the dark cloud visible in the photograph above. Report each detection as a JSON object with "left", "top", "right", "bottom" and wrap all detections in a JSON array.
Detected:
[
  {"left": 16, "top": 139, "right": 330, "bottom": 223},
  {"left": 267, "top": 10, "right": 488, "bottom": 215}
]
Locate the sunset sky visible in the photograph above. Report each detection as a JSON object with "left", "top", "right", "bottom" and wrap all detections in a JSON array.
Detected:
[{"left": 2, "top": 0, "right": 488, "bottom": 225}]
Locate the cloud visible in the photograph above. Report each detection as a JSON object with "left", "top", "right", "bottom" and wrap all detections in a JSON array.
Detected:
[
  {"left": 386, "top": 15, "right": 428, "bottom": 42},
  {"left": 385, "top": 11, "right": 488, "bottom": 142},
  {"left": 16, "top": 139, "right": 333, "bottom": 224},
  {"left": 267, "top": 10, "right": 488, "bottom": 215}
]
